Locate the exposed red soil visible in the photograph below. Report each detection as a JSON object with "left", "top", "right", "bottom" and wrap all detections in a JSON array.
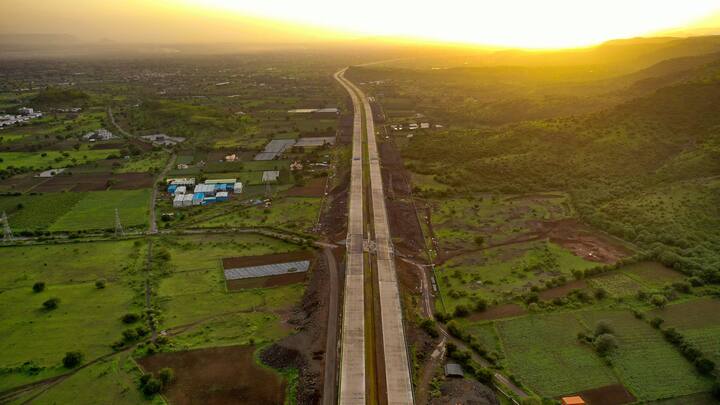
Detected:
[
  {"left": 468, "top": 303, "right": 527, "bottom": 321},
  {"left": 222, "top": 250, "right": 315, "bottom": 269},
  {"left": 317, "top": 170, "right": 348, "bottom": 242},
  {"left": 0, "top": 175, "right": 46, "bottom": 192},
  {"left": 32, "top": 172, "right": 155, "bottom": 192},
  {"left": 227, "top": 272, "right": 307, "bottom": 290},
  {"left": 379, "top": 140, "right": 426, "bottom": 257},
  {"left": 259, "top": 248, "right": 332, "bottom": 404},
  {"left": 539, "top": 279, "right": 589, "bottom": 300},
  {"left": 137, "top": 345, "right": 286, "bottom": 405},
  {"left": 529, "top": 218, "right": 632, "bottom": 264},
  {"left": 430, "top": 378, "right": 499, "bottom": 405},
  {"left": 570, "top": 383, "right": 636, "bottom": 405},
  {"left": 285, "top": 177, "right": 326, "bottom": 197}
]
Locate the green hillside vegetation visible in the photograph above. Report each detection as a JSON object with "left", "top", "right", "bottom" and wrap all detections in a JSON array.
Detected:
[{"left": 400, "top": 59, "right": 720, "bottom": 280}]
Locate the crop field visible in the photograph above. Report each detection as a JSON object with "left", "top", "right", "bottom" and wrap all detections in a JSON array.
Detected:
[
  {"left": 0, "top": 150, "right": 119, "bottom": 171},
  {"left": 621, "top": 261, "right": 683, "bottom": 288},
  {"left": 115, "top": 151, "right": 168, "bottom": 173},
  {"left": 649, "top": 298, "right": 720, "bottom": 365},
  {"left": 494, "top": 312, "right": 618, "bottom": 397},
  {"left": 196, "top": 197, "right": 320, "bottom": 232},
  {"left": 436, "top": 241, "right": 597, "bottom": 311},
  {"left": 0, "top": 192, "right": 85, "bottom": 231},
  {"left": 0, "top": 240, "right": 144, "bottom": 391},
  {"left": 48, "top": 189, "right": 151, "bottom": 231},
  {"left": 579, "top": 310, "right": 711, "bottom": 401},
  {"left": 588, "top": 272, "right": 644, "bottom": 297}
]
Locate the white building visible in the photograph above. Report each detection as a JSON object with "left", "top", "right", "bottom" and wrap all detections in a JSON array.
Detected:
[{"left": 234, "top": 182, "right": 244, "bottom": 193}]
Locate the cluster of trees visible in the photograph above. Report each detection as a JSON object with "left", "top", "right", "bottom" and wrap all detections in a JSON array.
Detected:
[
  {"left": 659, "top": 326, "right": 716, "bottom": 376},
  {"left": 577, "top": 321, "right": 619, "bottom": 359},
  {"left": 138, "top": 367, "right": 174, "bottom": 397}
]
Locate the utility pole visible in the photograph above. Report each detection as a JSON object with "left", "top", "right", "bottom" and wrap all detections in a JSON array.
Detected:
[
  {"left": 2, "top": 211, "right": 13, "bottom": 242},
  {"left": 114, "top": 208, "right": 124, "bottom": 237}
]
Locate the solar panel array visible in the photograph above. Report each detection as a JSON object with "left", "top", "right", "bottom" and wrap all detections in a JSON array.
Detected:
[{"left": 224, "top": 260, "right": 310, "bottom": 280}]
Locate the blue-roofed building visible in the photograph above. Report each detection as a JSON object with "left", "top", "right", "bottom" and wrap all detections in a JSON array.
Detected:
[
  {"left": 204, "top": 196, "right": 217, "bottom": 204},
  {"left": 214, "top": 183, "right": 228, "bottom": 191},
  {"left": 167, "top": 184, "right": 178, "bottom": 193},
  {"left": 192, "top": 192, "right": 205, "bottom": 206}
]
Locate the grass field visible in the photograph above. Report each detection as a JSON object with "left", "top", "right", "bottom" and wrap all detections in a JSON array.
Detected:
[
  {"left": 196, "top": 197, "right": 320, "bottom": 232},
  {"left": 494, "top": 312, "right": 618, "bottom": 397},
  {"left": 0, "top": 240, "right": 141, "bottom": 289},
  {"left": 49, "top": 189, "right": 151, "bottom": 231},
  {"left": 436, "top": 241, "right": 596, "bottom": 310},
  {"left": 579, "top": 310, "right": 711, "bottom": 400},
  {"left": 649, "top": 298, "right": 720, "bottom": 366},
  {"left": 29, "top": 352, "right": 157, "bottom": 405},
  {"left": 115, "top": 152, "right": 168, "bottom": 173},
  {"left": 154, "top": 234, "right": 306, "bottom": 330},
  {"left": 0, "top": 240, "right": 144, "bottom": 391},
  {"left": 0, "top": 150, "right": 119, "bottom": 171}
]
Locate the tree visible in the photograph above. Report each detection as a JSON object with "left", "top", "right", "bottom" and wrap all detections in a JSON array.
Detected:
[
  {"left": 650, "top": 294, "right": 668, "bottom": 308},
  {"left": 474, "top": 235, "right": 484, "bottom": 246},
  {"left": 43, "top": 297, "right": 60, "bottom": 310},
  {"left": 32, "top": 281, "right": 46, "bottom": 293},
  {"left": 158, "top": 368, "right": 175, "bottom": 386},
  {"left": 594, "top": 320, "right": 614, "bottom": 337},
  {"left": 122, "top": 313, "right": 140, "bottom": 324},
  {"left": 62, "top": 351, "right": 83, "bottom": 368},
  {"left": 141, "top": 377, "right": 162, "bottom": 396},
  {"left": 695, "top": 357, "right": 716, "bottom": 375},
  {"left": 95, "top": 279, "right": 106, "bottom": 289},
  {"left": 594, "top": 333, "right": 618, "bottom": 356}
]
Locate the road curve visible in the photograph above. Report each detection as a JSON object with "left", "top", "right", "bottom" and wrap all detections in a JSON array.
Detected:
[{"left": 334, "top": 68, "right": 367, "bottom": 405}]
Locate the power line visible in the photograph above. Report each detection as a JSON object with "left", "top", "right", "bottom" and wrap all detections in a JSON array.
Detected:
[
  {"left": 114, "top": 208, "right": 124, "bottom": 237},
  {"left": 2, "top": 211, "right": 13, "bottom": 242}
]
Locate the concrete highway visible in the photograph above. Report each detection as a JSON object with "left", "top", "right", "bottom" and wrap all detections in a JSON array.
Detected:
[
  {"left": 335, "top": 68, "right": 414, "bottom": 404},
  {"left": 334, "top": 69, "right": 367, "bottom": 405}
]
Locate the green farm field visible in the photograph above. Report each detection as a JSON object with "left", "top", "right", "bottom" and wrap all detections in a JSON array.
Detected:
[
  {"left": 0, "top": 150, "right": 119, "bottom": 171},
  {"left": 48, "top": 189, "right": 151, "bottom": 231},
  {"left": 579, "top": 310, "right": 712, "bottom": 400}
]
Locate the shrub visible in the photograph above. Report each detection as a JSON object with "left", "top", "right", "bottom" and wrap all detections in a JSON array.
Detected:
[
  {"left": 594, "top": 288, "right": 608, "bottom": 300},
  {"left": 62, "top": 351, "right": 83, "bottom": 368},
  {"left": 121, "top": 313, "right": 140, "bottom": 324},
  {"left": 474, "top": 298, "right": 488, "bottom": 312},
  {"left": 713, "top": 380, "right": 720, "bottom": 400},
  {"left": 141, "top": 377, "right": 162, "bottom": 396},
  {"left": 650, "top": 317, "right": 664, "bottom": 328},
  {"left": 695, "top": 357, "right": 716, "bottom": 375},
  {"left": 594, "top": 333, "right": 618, "bottom": 356},
  {"left": 122, "top": 328, "right": 139, "bottom": 342},
  {"left": 594, "top": 320, "right": 614, "bottom": 337},
  {"left": 32, "top": 281, "right": 46, "bottom": 293},
  {"left": 650, "top": 294, "right": 668, "bottom": 308},
  {"left": 42, "top": 297, "right": 60, "bottom": 310},
  {"left": 453, "top": 305, "right": 469, "bottom": 318},
  {"left": 158, "top": 368, "right": 175, "bottom": 385},
  {"left": 95, "top": 279, "right": 106, "bottom": 289},
  {"left": 419, "top": 319, "right": 439, "bottom": 338}
]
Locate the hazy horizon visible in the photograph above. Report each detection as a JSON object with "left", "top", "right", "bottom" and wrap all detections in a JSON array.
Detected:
[{"left": 1, "top": 1, "right": 719, "bottom": 51}]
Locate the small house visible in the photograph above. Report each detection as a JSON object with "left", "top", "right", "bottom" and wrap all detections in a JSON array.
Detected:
[
  {"left": 193, "top": 183, "right": 215, "bottom": 195},
  {"left": 203, "top": 196, "right": 217, "bottom": 204},
  {"left": 561, "top": 396, "right": 586, "bottom": 405},
  {"left": 233, "top": 182, "right": 243, "bottom": 194},
  {"left": 216, "top": 191, "right": 229, "bottom": 202},
  {"left": 182, "top": 194, "right": 194, "bottom": 207},
  {"left": 444, "top": 363, "right": 464, "bottom": 378},
  {"left": 173, "top": 194, "right": 184, "bottom": 208},
  {"left": 167, "top": 184, "right": 178, "bottom": 193},
  {"left": 192, "top": 193, "right": 205, "bottom": 206},
  {"left": 175, "top": 186, "right": 187, "bottom": 195}
]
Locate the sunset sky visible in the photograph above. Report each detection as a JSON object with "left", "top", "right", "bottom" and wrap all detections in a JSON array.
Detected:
[{"left": 2, "top": 0, "right": 720, "bottom": 49}]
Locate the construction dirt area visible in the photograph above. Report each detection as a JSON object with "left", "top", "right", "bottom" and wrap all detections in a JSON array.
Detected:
[
  {"left": 530, "top": 218, "right": 634, "bottom": 264},
  {"left": 138, "top": 346, "right": 287, "bottom": 405}
]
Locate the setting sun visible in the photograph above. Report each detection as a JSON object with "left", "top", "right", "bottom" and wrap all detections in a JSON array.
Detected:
[{"left": 184, "top": 0, "right": 720, "bottom": 48}]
